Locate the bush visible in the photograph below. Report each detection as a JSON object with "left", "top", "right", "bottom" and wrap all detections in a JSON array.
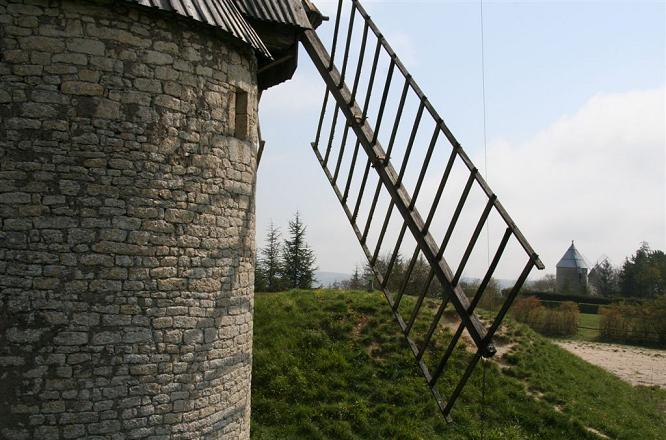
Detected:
[
  {"left": 461, "top": 278, "right": 504, "bottom": 311},
  {"left": 599, "top": 296, "right": 666, "bottom": 346},
  {"left": 511, "top": 297, "right": 579, "bottom": 337},
  {"left": 599, "top": 307, "right": 626, "bottom": 340},
  {"left": 511, "top": 296, "right": 542, "bottom": 323},
  {"left": 476, "top": 290, "right": 504, "bottom": 311}
]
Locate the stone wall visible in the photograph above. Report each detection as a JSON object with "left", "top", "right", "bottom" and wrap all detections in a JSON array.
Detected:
[
  {"left": 0, "top": 0, "right": 258, "bottom": 438},
  {"left": 556, "top": 267, "right": 588, "bottom": 295}
]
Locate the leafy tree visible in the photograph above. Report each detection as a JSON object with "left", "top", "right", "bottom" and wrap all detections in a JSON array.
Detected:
[
  {"left": 619, "top": 242, "right": 666, "bottom": 298},
  {"left": 281, "top": 212, "right": 317, "bottom": 289},
  {"left": 259, "top": 222, "right": 283, "bottom": 292},
  {"left": 461, "top": 277, "right": 502, "bottom": 310},
  {"left": 526, "top": 274, "right": 556, "bottom": 293},
  {"left": 364, "top": 253, "right": 445, "bottom": 296}
]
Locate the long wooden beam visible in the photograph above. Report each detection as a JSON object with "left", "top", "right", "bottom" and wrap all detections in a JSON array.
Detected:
[{"left": 300, "top": 28, "right": 494, "bottom": 356}]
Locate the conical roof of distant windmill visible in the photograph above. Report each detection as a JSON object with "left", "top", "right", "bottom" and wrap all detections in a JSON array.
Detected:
[{"left": 556, "top": 241, "right": 589, "bottom": 269}]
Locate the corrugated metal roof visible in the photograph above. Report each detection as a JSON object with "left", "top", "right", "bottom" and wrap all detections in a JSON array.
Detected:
[
  {"left": 234, "top": 0, "right": 312, "bottom": 29},
  {"left": 556, "top": 242, "right": 589, "bottom": 269},
  {"left": 128, "top": 0, "right": 271, "bottom": 57}
]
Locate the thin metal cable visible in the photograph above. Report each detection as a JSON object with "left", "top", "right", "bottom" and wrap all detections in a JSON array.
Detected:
[
  {"left": 481, "top": 0, "right": 491, "bottom": 271},
  {"left": 480, "top": 4, "right": 491, "bottom": 433}
]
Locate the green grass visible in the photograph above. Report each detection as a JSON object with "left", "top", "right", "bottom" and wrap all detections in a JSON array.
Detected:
[
  {"left": 251, "top": 290, "right": 666, "bottom": 439},
  {"left": 575, "top": 313, "right": 601, "bottom": 341}
]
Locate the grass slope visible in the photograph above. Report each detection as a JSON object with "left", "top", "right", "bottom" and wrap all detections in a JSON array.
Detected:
[{"left": 251, "top": 290, "right": 666, "bottom": 439}]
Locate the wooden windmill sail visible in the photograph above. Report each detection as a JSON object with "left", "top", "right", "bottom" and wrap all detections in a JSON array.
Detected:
[
  {"left": 0, "top": 0, "right": 544, "bottom": 437},
  {"left": 298, "top": 0, "right": 545, "bottom": 419}
]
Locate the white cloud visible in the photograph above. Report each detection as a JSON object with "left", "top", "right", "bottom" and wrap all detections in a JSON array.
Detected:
[
  {"left": 260, "top": 71, "right": 324, "bottom": 114},
  {"left": 257, "top": 83, "right": 665, "bottom": 279},
  {"left": 486, "top": 86, "right": 666, "bottom": 274}
]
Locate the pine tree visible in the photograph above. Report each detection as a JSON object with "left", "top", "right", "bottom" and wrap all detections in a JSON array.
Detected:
[
  {"left": 362, "top": 263, "right": 375, "bottom": 291},
  {"left": 590, "top": 258, "right": 619, "bottom": 296},
  {"left": 349, "top": 265, "right": 362, "bottom": 290},
  {"left": 254, "top": 251, "right": 267, "bottom": 292},
  {"left": 281, "top": 212, "right": 317, "bottom": 289},
  {"left": 259, "top": 222, "right": 283, "bottom": 292},
  {"left": 374, "top": 252, "right": 404, "bottom": 292}
]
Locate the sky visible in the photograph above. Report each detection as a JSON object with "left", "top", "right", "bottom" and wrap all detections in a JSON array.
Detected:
[{"left": 255, "top": 0, "right": 666, "bottom": 280}]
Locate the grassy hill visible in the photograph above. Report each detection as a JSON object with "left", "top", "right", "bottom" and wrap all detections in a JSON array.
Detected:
[{"left": 251, "top": 290, "right": 666, "bottom": 439}]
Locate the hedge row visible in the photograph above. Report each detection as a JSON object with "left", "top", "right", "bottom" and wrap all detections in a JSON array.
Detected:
[
  {"left": 511, "top": 296, "right": 579, "bottom": 337},
  {"left": 525, "top": 291, "right": 614, "bottom": 305},
  {"left": 540, "top": 300, "right": 599, "bottom": 315},
  {"left": 599, "top": 296, "right": 666, "bottom": 346}
]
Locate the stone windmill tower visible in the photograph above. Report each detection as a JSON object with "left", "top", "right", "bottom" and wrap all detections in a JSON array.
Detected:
[
  {"left": 556, "top": 241, "right": 589, "bottom": 295},
  {"left": 0, "top": 1, "right": 542, "bottom": 438}
]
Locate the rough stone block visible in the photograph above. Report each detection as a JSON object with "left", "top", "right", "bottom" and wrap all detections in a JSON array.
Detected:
[
  {"left": 53, "top": 332, "right": 88, "bottom": 346},
  {"left": 62, "top": 425, "right": 85, "bottom": 439},
  {"left": 14, "top": 64, "right": 43, "bottom": 76},
  {"left": 183, "top": 329, "right": 203, "bottom": 345},
  {"left": 0, "top": 192, "right": 31, "bottom": 204},
  {"left": 6, "top": 328, "right": 43, "bottom": 343},
  {"left": 164, "top": 209, "right": 194, "bottom": 224},
  {"left": 142, "top": 50, "right": 173, "bottom": 65},
  {"left": 61, "top": 81, "right": 103, "bottom": 96},
  {"left": 92, "top": 332, "right": 121, "bottom": 345},
  {"left": 134, "top": 78, "right": 162, "bottom": 93},
  {"left": 20, "top": 36, "right": 65, "bottom": 52},
  {"left": 154, "top": 94, "right": 180, "bottom": 111},
  {"left": 67, "top": 38, "right": 105, "bottom": 56},
  {"left": 123, "top": 328, "right": 152, "bottom": 343},
  {"left": 52, "top": 51, "right": 88, "bottom": 66},
  {"left": 94, "top": 98, "right": 120, "bottom": 119}
]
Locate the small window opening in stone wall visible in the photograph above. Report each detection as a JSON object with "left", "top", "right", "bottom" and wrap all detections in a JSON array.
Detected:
[{"left": 234, "top": 88, "right": 249, "bottom": 140}]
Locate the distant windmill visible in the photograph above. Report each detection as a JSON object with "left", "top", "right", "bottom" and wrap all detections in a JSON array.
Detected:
[
  {"left": 0, "top": 0, "right": 542, "bottom": 437},
  {"left": 556, "top": 241, "right": 589, "bottom": 295}
]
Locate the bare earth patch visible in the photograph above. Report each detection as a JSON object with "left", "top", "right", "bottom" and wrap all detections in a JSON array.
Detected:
[
  {"left": 556, "top": 341, "right": 666, "bottom": 389},
  {"left": 352, "top": 315, "right": 369, "bottom": 339},
  {"left": 439, "top": 314, "right": 517, "bottom": 362}
]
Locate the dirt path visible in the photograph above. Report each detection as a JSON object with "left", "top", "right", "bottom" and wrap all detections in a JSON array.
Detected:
[{"left": 556, "top": 341, "right": 666, "bottom": 389}]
